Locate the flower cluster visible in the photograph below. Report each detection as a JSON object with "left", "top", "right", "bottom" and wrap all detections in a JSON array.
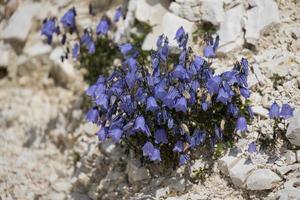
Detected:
[
  {"left": 85, "top": 25, "right": 256, "bottom": 166},
  {"left": 269, "top": 102, "right": 294, "bottom": 120},
  {"left": 41, "top": 6, "right": 123, "bottom": 60}
]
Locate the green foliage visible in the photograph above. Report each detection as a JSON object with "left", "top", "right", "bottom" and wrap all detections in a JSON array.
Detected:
[
  {"left": 79, "top": 37, "right": 121, "bottom": 84},
  {"left": 271, "top": 73, "right": 285, "bottom": 90}
]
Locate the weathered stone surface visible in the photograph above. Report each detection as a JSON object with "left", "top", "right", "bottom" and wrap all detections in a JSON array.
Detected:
[
  {"left": 286, "top": 109, "right": 300, "bottom": 146},
  {"left": 1, "top": 3, "right": 42, "bottom": 42},
  {"left": 244, "top": 0, "right": 280, "bottom": 45},
  {"left": 142, "top": 11, "right": 195, "bottom": 50},
  {"left": 229, "top": 158, "right": 256, "bottom": 187},
  {"left": 169, "top": 0, "right": 201, "bottom": 22},
  {"left": 284, "top": 151, "right": 297, "bottom": 165},
  {"left": 135, "top": 0, "right": 169, "bottom": 26},
  {"left": 296, "top": 150, "right": 300, "bottom": 162},
  {"left": 126, "top": 160, "right": 150, "bottom": 184},
  {"left": 218, "top": 149, "right": 242, "bottom": 175},
  {"left": 49, "top": 47, "right": 76, "bottom": 85},
  {"left": 246, "top": 169, "right": 281, "bottom": 190},
  {"left": 252, "top": 106, "right": 269, "bottom": 118},
  {"left": 200, "top": 0, "right": 224, "bottom": 26},
  {"left": 217, "top": 4, "right": 245, "bottom": 53}
]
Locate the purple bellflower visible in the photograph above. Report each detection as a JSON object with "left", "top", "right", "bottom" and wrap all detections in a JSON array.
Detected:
[
  {"left": 41, "top": 18, "right": 60, "bottom": 44},
  {"left": 96, "top": 17, "right": 110, "bottom": 35},
  {"left": 61, "top": 7, "right": 77, "bottom": 31}
]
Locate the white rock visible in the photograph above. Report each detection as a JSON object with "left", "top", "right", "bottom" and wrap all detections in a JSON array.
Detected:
[
  {"left": 296, "top": 150, "right": 300, "bottom": 162},
  {"left": 23, "top": 42, "right": 52, "bottom": 57},
  {"left": 218, "top": 149, "right": 242, "bottom": 175},
  {"left": 248, "top": 73, "right": 259, "bottom": 88},
  {"left": 1, "top": 3, "right": 42, "bottom": 42},
  {"left": 200, "top": 0, "right": 224, "bottom": 26},
  {"left": 50, "top": 47, "right": 76, "bottom": 84},
  {"left": 283, "top": 151, "right": 297, "bottom": 165},
  {"left": 252, "top": 63, "right": 265, "bottom": 84},
  {"left": 244, "top": 0, "right": 279, "bottom": 45},
  {"left": 276, "top": 188, "right": 300, "bottom": 200},
  {"left": 217, "top": 4, "right": 245, "bottom": 53},
  {"left": 246, "top": 169, "right": 281, "bottom": 190},
  {"left": 0, "top": 43, "right": 12, "bottom": 67},
  {"left": 229, "top": 158, "right": 256, "bottom": 187},
  {"left": 276, "top": 165, "right": 292, "bottom": 176},
  {"left": 168, "top": 177, "right": 186, "bottom": 193},
  {"left": 169, "top": 2, "right": 201, "bottom": 22},
  {"left": 126, "top": 160, "right": 150, "bottom": 184},
  {"left": 142, "top": 12, "right": 195, "bottom": 50},
  {"left": 286, "top": 109, "right": 300, "bottom": 146},
  {"left": 135, "top": 0, "right": 169, "bottom": 26},
  {"left": 252, "top": 106, "right": 269, "bottom": 118}
]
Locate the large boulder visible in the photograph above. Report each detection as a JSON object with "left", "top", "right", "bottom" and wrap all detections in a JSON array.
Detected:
[
  {"left": 244, "top": 0, "right": 280, "bottom": 45},
  {"left": 1, "top": 3, "right": 41, "bottom": 42},
  {"left": 246, "top": 169, "right": 281, "bottom": 190},
  {"left": 135, "top": 0, "right": 170, "bottom": 26},
  {"left": 217, "top": 4, "right": 245, "bottom": 53}
]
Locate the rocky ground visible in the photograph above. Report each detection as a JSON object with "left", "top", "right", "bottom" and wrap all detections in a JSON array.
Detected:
[{"left": 0, "top": 0, "right": 300, "bottom": 199}]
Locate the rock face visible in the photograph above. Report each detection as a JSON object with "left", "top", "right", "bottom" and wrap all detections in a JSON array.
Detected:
[
  {"left": 244, "top": 0, "right": 280, "bottom": 45},
  {"left": 217, "top": 4, "right": 245, "bottom": 53},
  {"left": 218, "top": 149, "right": 242, "bottom": 175},
  {"left": 229, "top": 158, "right": 256, "bottom": 187},
  {"left": 246, "top": 169, "right": 281, "bottom": 190},
  {"left": 286, "top": 109, "right": 300, "bottom": 146},
  {"left": 200, "top": 0, "right": 224, "bottom": 26},
  {"left": 126, "top": 160, "right": 150, "bottom": 184},
  {"left": 1, "top": 3, "right": 41, "bottom": 42},
  {"left": 142, "top": 11, "right": 195, "bottom": 50},
  {"left": 135, "top": 0, "right": 169, "bottom": 26}
]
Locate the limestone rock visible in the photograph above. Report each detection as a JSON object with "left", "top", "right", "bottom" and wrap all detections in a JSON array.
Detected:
[
  {"left": 135, "top": 0, "right": 169, "bottom": 26},
  {"left": 1, "top": 3, "right": 42, "bottom": 42},
  {"left": 252, "top": 106, "right": 269, "bottom": 118},
  {"left": 126, "top": 160, "right": 150, "bottom": 184},
  {"left": 218, "top": 149, "right": 242, "bottom": 175},
  {"left": 296, "top": 150, "right": 300, "bottom": 162},
  {"left": 217, "top": 4, "right": 245, "bottom": 53},
  {"left": 49, "top": 47, "right": 76, "bottom": 86},
  {"left": 283, "top": 150, "right": 297, "bottom": 165},
  {"left": 244, "top": 0, "right": 280, "bottom": 45},
  {"left": 229, "top": 158, "right": 256, "bottom": 187},
  {"left": 246, "top": 169, "right": 281, "bottom": 190},
  {"left": 169, "top": 0, "right": 201, "bottom": 22},
  {"left": 286, "top": 109, "right": 300, "bottom": 146},
  {"left": 200, "top": 0, "right": 224, "bottom": 26}
]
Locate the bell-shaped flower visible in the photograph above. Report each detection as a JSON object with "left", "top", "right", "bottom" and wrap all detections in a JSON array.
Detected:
[
  {"left": 41, "top": 18, "right": 60, "bottom": 44},
  {"left": 96, "top": 17, "right": 110, "bottom": 35},
  {"left": 236, "top": 116, "right": 247, "bottom": 132},
  {"left": 163, "top": 88, "right": 179, "bottom": 108},
  {"left": 113, "top": 7, "right": 122, "bottom": 22},
  {"left": 280, "top": 104, "right": 294, "bottom": 119},
  {"left": 133, "top": 116, "right": 151, "bottom": 137},
  {"left": 216, "top": 88, "right": 230, "bottom": 104},
  {"left": 190, "top": 129, "right": 205, "bottom": 148},
  {"left": 206, "top": 76, "right": 221, "bottom": 94},
  {"left": 174, "top": 97, "right": 187, "bottom": 113},
  {"left": 154, "top": 128, "right": 168, "bottom": 144},
  {"left": 142, "top": 142, "right": 161, "bottom": 161},
  {"left": 248, "top": 142, "right": 257, "bottom": 154},
  {"left": 174, "top": 26, "right": 185, "bottom": 44},
  {"left": 60, "top": 7, "right": 77, "bottom": 30},
  {"left": 119, "top": 43, "right": 133, "bottom": 56},
  {"left": 228, "top": 103, "right": 239, "bottom": 118},
  {"left": 108, "top": 128, "right": 123, "bottom": 143},
  {"left": 81, "top": 31, "right": 95, "bottom": 54},
  {"left": 86, "top": 108, "right": 98, "bottom": 123},
  {"left": 97, "top": 127, "right": 108, "bottom": 141},
  {"left": 172, "top": 65, "right": 190, "bottom": 80},
  {"left": 240, "top": 87, "right": 250, "bottom": 98},
  {"left": 269, "top": 102, "right": 280, "bottom": 119},
  {"left": 146, "top": 96, "right": 159, "bottom": 112},
  {"left": 95, "top": 94, "right": 109, "bottom": 111},
  {"left": 173, "top": 141, "right": 184, "bottom": 152}
]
